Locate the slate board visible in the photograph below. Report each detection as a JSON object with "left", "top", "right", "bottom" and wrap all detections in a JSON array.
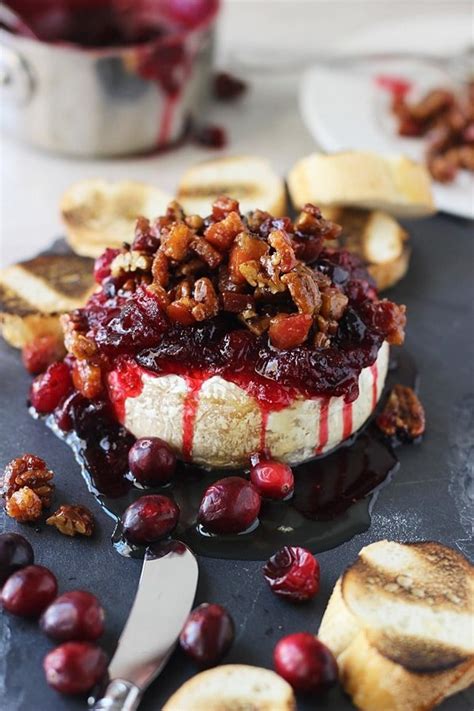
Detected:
[{"left": 1, "top": 212, "right": 473, "bottom": 711}]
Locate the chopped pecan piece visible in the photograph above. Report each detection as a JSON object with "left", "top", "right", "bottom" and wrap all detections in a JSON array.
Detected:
[
  {"left": 161, "top": 223, "right": 193, "bottom": 261},
  {"left": 110, "top": 250, "right": 152, "bottom": 277},
  {"left": 151, "top": 250, "right": 169, "bottom": 287},
  {"left": 6, "top": 487, "right": 43, "bottom": 522},
  {"left": 2, "top": 454, "right": 54, "bottom": 508},
  {"left": 72, "top": 359, "right": 103, "bottom": 399},
  {"left": 167, "top": 300, "right": 196, "bottom": 325},
  {"left": 268, "top": 313, "right": 313, "bottom": 349},
  {"left": 320, "top": 287, "right": 349, "bottom": 320},
  {"left": 192, "top": 278, "right": 219, "bottom": 321},
  {"left": 239, "top": 313, "right": 271, "bottom": 335},
  {"left": 190, "top": 236, "right": 223, "bottom": 268},
  {"left": 376, "top": 385, "right": 425, "bottom": 442},
  {"left": 46, "top": 505, "right": 95, "bottom": 537},
  {"left": 268, "top": 230, "right": 297, "bottom": 273},
  {"left": 205, "top": 211, "right": 244, "bottom": 251},
  {"left": 61, "top": 313, "right": 96, "bottom": 360},
  {"left": 212, "top": 196, "right": 240, "bottom": 220},
  {"left": 313, "top": 331, "right": 331, "bottom": 348},
  {"left": 281, "top": 265, "right": 321, "bottom": 315},
  {"left": 185, "top": 214, "right": 205, "bottom": 231},
  {"left": 229, "top": 233, "right": 268, "bottom": 284}
]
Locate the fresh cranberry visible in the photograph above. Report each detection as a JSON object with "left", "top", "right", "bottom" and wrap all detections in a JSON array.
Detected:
[
  {"left": 263, "top": 546, "right": 320, "bottom": 602},
  {"left": 129, "top": 437, "right": 177, "bottom": 486},
  {"left": 0, "top": 533, "right": 34, "bottom": 585},
  {"left": 44, "top": 641, "right": 107, "bottom": 695},
  {"left": 122, "top": 495, "right": 180, "bottom": 545},
  {"left": 30, "top": 362, "right": 72, "bottom": 414},
  {"left": 179, "top": 603, "right": 234, "bottom": 667},
  {"left": 214, "top": 72, "right": 247, "bottom": 101},
  {"left": 250, "top": 460, "right": 294, "bottom": 500},
  {"left": 198, "top": 477, "right": 261, "bottom": 534},
  {"left": 40, "top": 591, "right": 105, "bottom": 642},
  {"left": 93, "top": 248, "right": 120, "bottom": 284},
  {"left": 1, "top": 565, "right": 58, "bottom": 617},
  {"left": 274, "top": 633, "right": 338, "bottom": 694},
  {"left": 194, "top": 124, "right": 227, "bottom": 149},
  {"left": 54, "top": 391, "right": 84, "bottom": 431},
  {"left": 22, "top": 335, "right": 64, "bottom": 375}
]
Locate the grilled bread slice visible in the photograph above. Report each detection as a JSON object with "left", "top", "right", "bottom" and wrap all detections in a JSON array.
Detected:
[
  {"left": 177, "top": 155, "right": 286, "bottom": 217},
  {"left": 163, "top": 665, "right": 296, "bottom": 711},
  {"left": 318, "top": 540, "right": 474, "bottom": 711},
  {"left": 322, "top": 207, "right": 410, "bottom": 290},
  {"left": 288, "top": 152, "right": 435, "bottom": 217},
  {"left": 61, "top": 179, "right": 172, "bottom": 258},
  {"left": 0, "top": 253, "right": 94, "bottom": 348}
]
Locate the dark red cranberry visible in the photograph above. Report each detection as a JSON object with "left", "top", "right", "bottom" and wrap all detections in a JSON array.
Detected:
[
  {"left": 0, "top": 533, "right": 34, "bottom": 585},
  {"left": 93, "top": 248, "right": 120, "bottom": 283},
  {"left": 22, "top": 335, "right": 64, "bottom": 375},
  {"left": 129, "top": 437, "right": 177, "bottom": 486},
  {"left": 54, "top": 391, "right": 84, "bottom": 432},
  {"left": 263, "top": 546, "right": 320, "bottom": 602},
  {"left": 214, "top": 72, "right": 247, "bottom": 101},
  {"left": 274, "top": 633, "right": 338, "bottom": 694},
  {"left": 122, "top": 495, "right": 180, "bottom": 545},
  {"left": 179, "top": 603, "right": 234, "bottom": 667},
  {"left": 250, "top": 460, "right": 294, "bottom": 500},
  {"left": 30, "top": 362, "right": 72, "bottom": 414},
  {"left": 43, "top": 641, "right": 107, "bottom": 695},
  {"left": 194, "top": 124, "right": 227, "bottom": 149},
  {"left": 1, "top": 565, "right": 58, "bottom": 617},
  {"left": 40, "top": 591, "right": 105, "bottom": 642},
  {"left": 198, "top": 477, "right": 261, "bottom": 534}
]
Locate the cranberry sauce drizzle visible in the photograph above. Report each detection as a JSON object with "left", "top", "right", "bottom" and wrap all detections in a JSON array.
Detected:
[{"left": 39, "top": 351, "right": 417, "bottom": 561}]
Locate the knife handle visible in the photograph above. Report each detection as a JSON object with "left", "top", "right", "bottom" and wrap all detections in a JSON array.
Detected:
[{"left": 91, "top": 679, "right": 142, "bottom": 711}]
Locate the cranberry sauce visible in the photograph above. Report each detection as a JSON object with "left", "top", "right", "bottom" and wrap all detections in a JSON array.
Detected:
[{"left": 39, "top": 351, "right": 417, "bottom": 561}]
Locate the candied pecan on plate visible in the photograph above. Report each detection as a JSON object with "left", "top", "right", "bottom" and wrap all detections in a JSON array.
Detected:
[
  {"left": 376, "top": 385, "right": 425, "bottom": 442},
  {"left": 2, "top": 454, "right": 54, "bottom": 522},
  {"left": 46, "top": 505, "right": 94, "bottom": 537}
]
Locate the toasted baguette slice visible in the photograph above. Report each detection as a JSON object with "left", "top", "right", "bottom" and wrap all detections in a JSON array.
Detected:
[
  {"left": 318, "top": 540, "right": 474, "bottom": 711},
  {"left": 0, "top": 253, "right": 94, "bottom": 348},
  {"left": 163, "top": 665, "right": 296, "bottom": 711},
  {"left": 322, "top": 207, "right": 410, "bottom": 290},
  {"left": 288, "top": 152, "right": 435, "bottom": 217},
  {"left": 61, "top": 179, "right": 172, "bottom": 258},
  {"left": 177, "top": 155, "right": 286, "bottom": 217}
]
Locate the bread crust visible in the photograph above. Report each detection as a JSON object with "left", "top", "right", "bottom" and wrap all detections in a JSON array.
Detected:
[{"left": 318, "top": 540, "right": 474, "bottom": 711}]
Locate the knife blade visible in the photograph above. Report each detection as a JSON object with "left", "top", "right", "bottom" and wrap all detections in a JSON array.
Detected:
[{"left": 91, "top": 540, "right": 199, "bottom": 711}]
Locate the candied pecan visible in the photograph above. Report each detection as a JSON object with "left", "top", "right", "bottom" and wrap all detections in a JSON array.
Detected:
[
  {"left": 110, "top": 250, "right": 152, "bottom": 277},
  {"left": 312, "top": 270, "right": 332, "bottom": 289},
  {"left": 192, "top": 278, "right": 219, "bottom": 321},
  {"left": 246, "top": 209, "right": 272, "bottom": 233},
  {"left": 376, "top": 385, "right": 425, "bottom": 442},
  {"left": 176, "top": 258, "right": 206, "bottom": 277},
  {"left": 212, "top": 196, "right": 240, "bottom": 220},
  {"left": 147, "top": 283, "right": 170, "bottom": 309},
  {"left": 185, "top": 214, "right": 205, "bottom": 231},
  {"left": 173, "top": 278, "right": 194, "bottom": 300},
  {"left": 161, "top": 224, "right": 193, "bottom": 261},
  {"left": 281, "top": 265, "right": 321, "bottom": 315},
  {"left": 46, "top": 505, "right": 94, "bottom": 537},
  {"left": 268, "top": 230, "right": 297, "bottom": 273},
  {"left": 61, "top": 313, "right": 96, "bottom": 360},
  {"left": 151, "top": 250, "right": 169, "bottom": 287},
  {"left": 221, "top": 291, "right": 255, "bottom": 313},
  {"left": 295, "top": 204, "right": 342, "bottom": 240},
  {"left": 363, "top": 301, "right": 406, "bottom": 345},
  {"left": 410, "top": 89, "right": 454, "bottom": 121},
  {"left": 205, "top": 211, "right": 244, "bottom": 251},
  {"left": 427, "top": 153, "right": 458, "bottom": 183},
  {"left": 72, "top": 359, "right": 103, "bottom": 399},
  {"left": 2, "top": 454, "right": 54, "bottom": 509},
  {"left": 167, "top": 300, "right": 196, "bottom": 325},
  {"left": 166, "top": 200, "right": 185, "bottom": 222},
  {"left": 313, "top": 331, "right": 330, "bottom": 348},
  {"left": 190, "top": 236, "right": 223, "bottom": 268},
  {"left": 268, "top": 313, "right": 313, "bottom": 349},
  {"left": 320, "top": 287, "right": 349, "bottom": 320},
  {"left": 229, "top": 233, "right": 268, "bottom": 284},
  {"left": 239, "top": 313, "right": 271, "bottom": 336},
  {"left": 6, "top": 487, "right": 43, "bottom": 522}
]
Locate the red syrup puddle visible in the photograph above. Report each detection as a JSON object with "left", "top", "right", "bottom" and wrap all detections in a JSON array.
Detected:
[{"left": 37, "top": 350, "right": 419, "bottom": 561}]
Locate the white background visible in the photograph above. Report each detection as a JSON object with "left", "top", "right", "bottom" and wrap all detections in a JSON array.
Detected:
[{"left": 0, "top": 0, "right": 471, "bottom": 266}]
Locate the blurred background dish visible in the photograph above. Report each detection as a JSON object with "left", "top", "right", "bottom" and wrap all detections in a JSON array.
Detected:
[{"left": 299, "top": 12, "right": 474, "bottom": 218}]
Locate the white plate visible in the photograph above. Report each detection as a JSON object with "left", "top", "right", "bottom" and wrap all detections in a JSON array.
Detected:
[{"left": 299, "top": 12, "right": 474, "bottom": 219}]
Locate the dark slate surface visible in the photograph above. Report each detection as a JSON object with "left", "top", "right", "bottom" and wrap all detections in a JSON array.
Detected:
[{"left": 1, "top": 212, "right": 473, "bottom": 711}]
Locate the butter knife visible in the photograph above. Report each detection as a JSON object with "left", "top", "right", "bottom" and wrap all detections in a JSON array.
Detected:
[{"left": 91, "top": 540, "right": 199, "bottom": 711}]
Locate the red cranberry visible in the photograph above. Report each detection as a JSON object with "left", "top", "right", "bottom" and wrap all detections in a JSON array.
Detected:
[
  {"left": 44, "top": 641, "right": 108, "bottom": 695},
  {"left": 122, "top": 495, "right": 180, "bottom": 545},
  {"left": 93, "top": 248, "right": 120, "bottom": 284},
  {"left": 22, "top": 335, "right": 64, "bottom": 375},
  {"left": 274, "top": 633, "right": 338, "bottom": 694},
  {"left": 129, "top": 437, "right": 177, "bottom": 486},
  {"left": 40, "top": 591, "right": 105, "bottom": 642},
  {"left": 214, "top": 72, "right": 247, "bottom": 101},
  {"left": 250, "top": 460, "right": 294, "bottom": 500},
  {"left": 179, "top": 603, "right": 234, "bottom": 667},
  {"left": 198, "top": 477, "right": 261, "bottom": 534},
  {"left": 0, "top": 533, "right": 34, "bottom": 585},
  {"left": 30, "top": 362, "right": 72, "bottom": 414},
  {"left": 1, "top": 565, "right": 58, "bottom": 617},
  {"left": 194, "top": 124, "right": 227, "bottom": 149},
  {"left": 263, "top": 546, "right": 320, "bottom": 602}
]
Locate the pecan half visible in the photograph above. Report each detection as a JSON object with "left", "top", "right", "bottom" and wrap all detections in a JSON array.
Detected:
[
  {"left": 281, "top": 264, "right": 321, "bottom": 315},
  {"left": 376, "top": 385, "right": 426, "bottom": 441},
  {"left": 46, "top": 505, "right": 95, "bottom": 537},
  {"left": 2, "top": 454, "right": 54, "bottom": 507},
  {"left": 192, "top": 277, "right": 219, "bottom": 322}
]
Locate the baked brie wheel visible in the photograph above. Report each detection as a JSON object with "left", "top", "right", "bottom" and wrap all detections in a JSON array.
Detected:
[{"left": 62, "top": 196, "right": 406, "bottom": 470}]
